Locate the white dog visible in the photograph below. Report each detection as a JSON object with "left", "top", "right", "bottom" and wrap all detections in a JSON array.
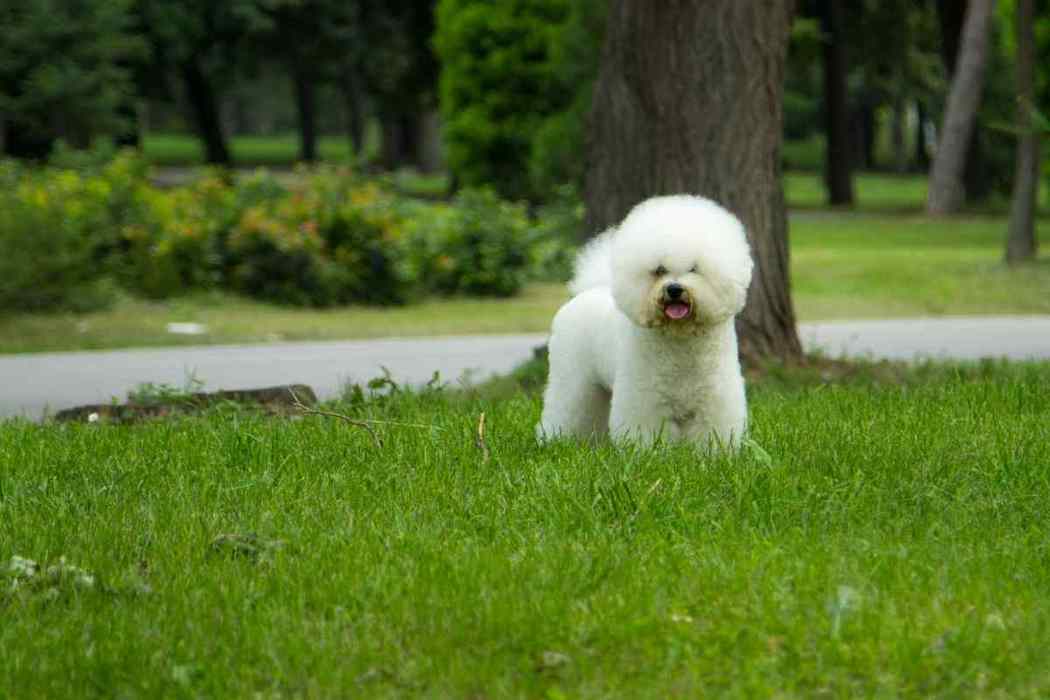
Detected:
[{"left": 537, "top": 195, "right": 753, "bottom": 449}]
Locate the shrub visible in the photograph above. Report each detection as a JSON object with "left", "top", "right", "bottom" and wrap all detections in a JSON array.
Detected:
[
  {"left": 528, "top": 185, "right": 582, "bottom": 282},
  {"left": 0, "top": 155, "right": 554, "bottom": 312},
  {"left": 406, "top": 188, "right": 531, "bottom": 297},
  {"left": 0, "top": 162, "right": 117, "bottom": 312},
  {"left": 225, "top": 179, "right": 413, "bottom": 307},
  {"left": 435, "top": 0, "right": 602, "bottom": 200}
]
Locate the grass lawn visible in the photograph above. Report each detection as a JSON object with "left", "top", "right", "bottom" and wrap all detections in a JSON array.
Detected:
[
  {"left": 143, "top": 133, "right": 360, "bottom": 168},
  {"left": 2, "top": 214, "right": 1048, "bottom": 354},
  {"left": 4, "top": 361, "right": 1050, "bottom": 696},
  {"left": 791, "top": 214, "right": 1050, "bottom": 320}
]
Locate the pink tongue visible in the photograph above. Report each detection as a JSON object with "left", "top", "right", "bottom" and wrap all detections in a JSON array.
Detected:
[{"left": 665, "top": 302, "right": 690, "bottom": 320}]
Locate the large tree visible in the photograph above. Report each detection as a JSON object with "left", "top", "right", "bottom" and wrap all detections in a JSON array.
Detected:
[
  {"left": 1005, "top": 0, "right": 1040, "bottom": 264},
  {"left": 927, "top": 0, "right": 994, "bottom": 214},
  {"left": 585, "top": 1, "right": 801, "bottom": 362},
  {"left": 137, "top": 0, "right": 266, "bottom": 166}
]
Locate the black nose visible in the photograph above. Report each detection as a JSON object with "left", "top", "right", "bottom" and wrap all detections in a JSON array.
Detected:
[{"left": 666, "top": 283, "right": 684, "bottom": 299}]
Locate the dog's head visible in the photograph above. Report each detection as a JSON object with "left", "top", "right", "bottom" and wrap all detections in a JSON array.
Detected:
[{"left": 609, "top": 195, "right": 753, "bottom": 334}]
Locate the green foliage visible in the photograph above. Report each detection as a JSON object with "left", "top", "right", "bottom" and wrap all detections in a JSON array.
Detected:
[
  {"left": 225, "top": 180, "right": 412, "bottom": 306},
  {"left": 407, "top": 189, "right": 531, "bottom": 297},
  {"left": 0, "top": 0, "right": 144, "bottom": 157},
  {"left": 0, "top": 152, "right": 571, "bottom": 311},
  {"left": 0, "top": 161, "right": 118, "bottom": 312},
  {"left": 435, "top": 0, "right": 602, "bottom": 200}
]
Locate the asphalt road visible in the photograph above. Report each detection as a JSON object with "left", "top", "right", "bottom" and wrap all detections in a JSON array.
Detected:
[{"left": 2, "top": 316, "right": 1049, "bottom": 420}]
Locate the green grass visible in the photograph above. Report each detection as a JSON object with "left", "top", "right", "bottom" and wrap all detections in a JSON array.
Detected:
[
  {"left": 143, "top": 133, "right": 359, "bottom": 167},
  {"left": 785, "top": 172, "right": 934, "bottom": 211},
  {"left": 0, "top": 285, "right": 567, "bottom": 354},
  {"left": 4, "top": 361, "right": 1050, "bottom": 696},
  {"left": 791, "top": 214, "right": 1050, "bottom": 319}
]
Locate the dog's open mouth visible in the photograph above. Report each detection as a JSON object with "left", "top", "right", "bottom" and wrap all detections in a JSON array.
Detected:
[{"left": 663, "top": 301, "right": 691, "bottom": 320}]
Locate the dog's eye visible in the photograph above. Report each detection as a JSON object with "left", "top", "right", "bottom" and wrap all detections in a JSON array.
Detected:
[{"left": 652, "top": 265, "right": 667, "bottom": 277}]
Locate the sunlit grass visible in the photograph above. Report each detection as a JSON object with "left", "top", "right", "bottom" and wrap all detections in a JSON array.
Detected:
[
  {"left": 3, "top": 363, "right": 1050, "bottom": 696},
  {"left": 143, "top": 133, "right": 364, "bottom": 167}
]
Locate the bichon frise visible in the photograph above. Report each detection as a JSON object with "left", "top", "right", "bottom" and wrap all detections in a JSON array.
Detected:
[{"left": 537, "top": 195, "right": 753, "bottom": 449}]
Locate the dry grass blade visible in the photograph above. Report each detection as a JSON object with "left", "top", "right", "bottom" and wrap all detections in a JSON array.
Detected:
[
  {"left": 475, "top": 412, "right": 490, "bottom": 464},
  {"left": 288, "top": 388, "right": 383, "bottom": 448}
]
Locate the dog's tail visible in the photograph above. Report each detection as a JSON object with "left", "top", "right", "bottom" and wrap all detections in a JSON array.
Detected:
[{"left": 568, "top": 228, "right": 615, "bottom": 296}]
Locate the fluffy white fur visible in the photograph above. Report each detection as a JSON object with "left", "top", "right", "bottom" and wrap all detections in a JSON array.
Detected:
[{"left": 537, "top": 195, "right": 754, "bottom": 449}]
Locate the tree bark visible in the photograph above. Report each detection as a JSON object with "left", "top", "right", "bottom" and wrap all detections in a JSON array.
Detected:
[
  {"left": 914, "top": 100, "right": 930, "bottom": 171},
  {"left": 927, "top": 0, "right": 992, "bottom": 214},
  {"left": 380, "top": 118, "right": 404, "bottom": 171},
  {"left": 821, "top": 0, "right": 854, "bottom": 205},
  {"left": 1005, "top": 0, "right": 1039, "bottom": 264},
  {"left": 179, "top": 58, "right": 230, "bottom": 166},
  {"left": 585, "top": 0, "right": 802, "bottom": 362},
  {"left": 292, "top": 66, "right": 318, "bottom": 164},
  {"left": 380, "top": 113, "right": 422, "bottom": 171},
  {"left": 341, "top": 73, "right": 367, "bottom": 160},
  {"left": 892, "top": 93, "right": 907, "bottom": 173},
  {"left": 935, "top": 0, "right": 988, "bottom": 198}
]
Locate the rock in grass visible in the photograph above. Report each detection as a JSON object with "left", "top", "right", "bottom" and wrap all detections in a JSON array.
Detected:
[{"left": 53, "top": 384, "right": 318, "bottom": 423}]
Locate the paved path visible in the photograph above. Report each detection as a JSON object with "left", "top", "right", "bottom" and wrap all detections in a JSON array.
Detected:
[{"left": 2, "top": 317, "right": 1048, "bottom": 420}]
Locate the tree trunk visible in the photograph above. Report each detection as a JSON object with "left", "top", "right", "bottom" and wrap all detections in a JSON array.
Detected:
[
  {"left": 179, "top": 58, "right": 230, "bottom": 166},
  {"left": 585, "top": 0, "right": 802, "bottom": 362},
  {"left": 928, "top": 0, "right": 992, "bottom": 213},
  {"left": 892, "top": 92, "right": 907, "bottom": 173},
  {"left": 913, "top": 100, "right": 930, "bottom": 171},
  {"left": 341, "top": 74, "right": 367, "bottom": 160},
  {"left": 114, "top": 99, "right": 141, "bottom": 149},
  {"left": 1005, "top": 0, "right": 1039, "bottom": 264},
  {"left": 821, "top": 0, "right": 854, "bottom": 205},
  {"left": 848, "top": 99, "right": 877, "bottom": 170},
  {"left": 380, "top": 118, "right": 404, "bottom": 171},
  {"left": 418, "top": 110, "right": 444, "bottom": 174},
  {"left": 292, "top": 66, "right": 318, "bottom": 164},
  {"left": 380, "top": 113, "right": 422, "bottom": 171}
]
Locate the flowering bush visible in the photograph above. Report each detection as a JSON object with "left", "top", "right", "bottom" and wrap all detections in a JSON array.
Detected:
[
  {"left": 406, "top": 188, "right": 532, "bottom": 297},
  {"left": 0, "top": 160, "right": 118, "bottom": 311},
  {"left": 0, "top": 153, "right": 580, "bottom": 313}
]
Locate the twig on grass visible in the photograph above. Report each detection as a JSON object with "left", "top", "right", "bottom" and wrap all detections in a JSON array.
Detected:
[
  {"left": 288, "top": 389, "right": 383, "bottom": 448},
  {"left": 475, "top": 412, "right": 490, "bottom": 464}
]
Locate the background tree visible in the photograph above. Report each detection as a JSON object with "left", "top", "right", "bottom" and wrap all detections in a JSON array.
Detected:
[
  {"left": 821, "top": 0, "right": 854, "bottom": 205},
  {"left": 137, "top": 0, "right": 267, "bottom": 166},
  {"left": 434, "top": 0, "right": 592, "bottom": 200},
  {"left": 249, "top": 0, "right": 357, "bottom": 163},
  {"left": 366, "top": 0, "right": 441, "bottom": 172},
  {"left": 927, "top": 0, "right": 994, "bottom": 214},
  {"left": 1005, "top": 0, "right": 1040, "bottom": 263},
  {"left": 0, "top": 0, "right": 143, "bottom": 158},
  {"left": 585, "top": 1, "right": 801, "bottom": 362}
]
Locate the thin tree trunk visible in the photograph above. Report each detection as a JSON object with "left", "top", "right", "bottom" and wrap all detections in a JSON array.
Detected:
[
  {"left": 914, "top": 100, "right": 930, "bottom": 171},
  {"left": 822, "top": 0, "right": 854, "bottom": 205},
  {"left": 342, "top": 74, "right": 367, "bottom": 160},
  {"left": 1006, "top": 0, "right": 1039, "bottom": 264},
  {"left": 114, "top": 99, "right": 141, "bottom": 149},
  {"left": 927, "top": 0, "right": 992, "bottom": 214},
  {"left": 892, "top": 92, "right": 907, "bottom": 173},
  {"left": 292, "top": 66, "right": 318, "bottom": 163},
  {"left": 936, "top": 0, "right": 990, "bottom": 200},
  {"left": 180, "top": 58, "right": 230, "bottom": 166},
  {"left": 380, "top": 117, "right": 404, "bottom": 171},
  {"left": 418, "top": 110, "right": 443, "bottom": 174},
  {"left": 585, "top": 1, "right": 801, "bottom": 362}
]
